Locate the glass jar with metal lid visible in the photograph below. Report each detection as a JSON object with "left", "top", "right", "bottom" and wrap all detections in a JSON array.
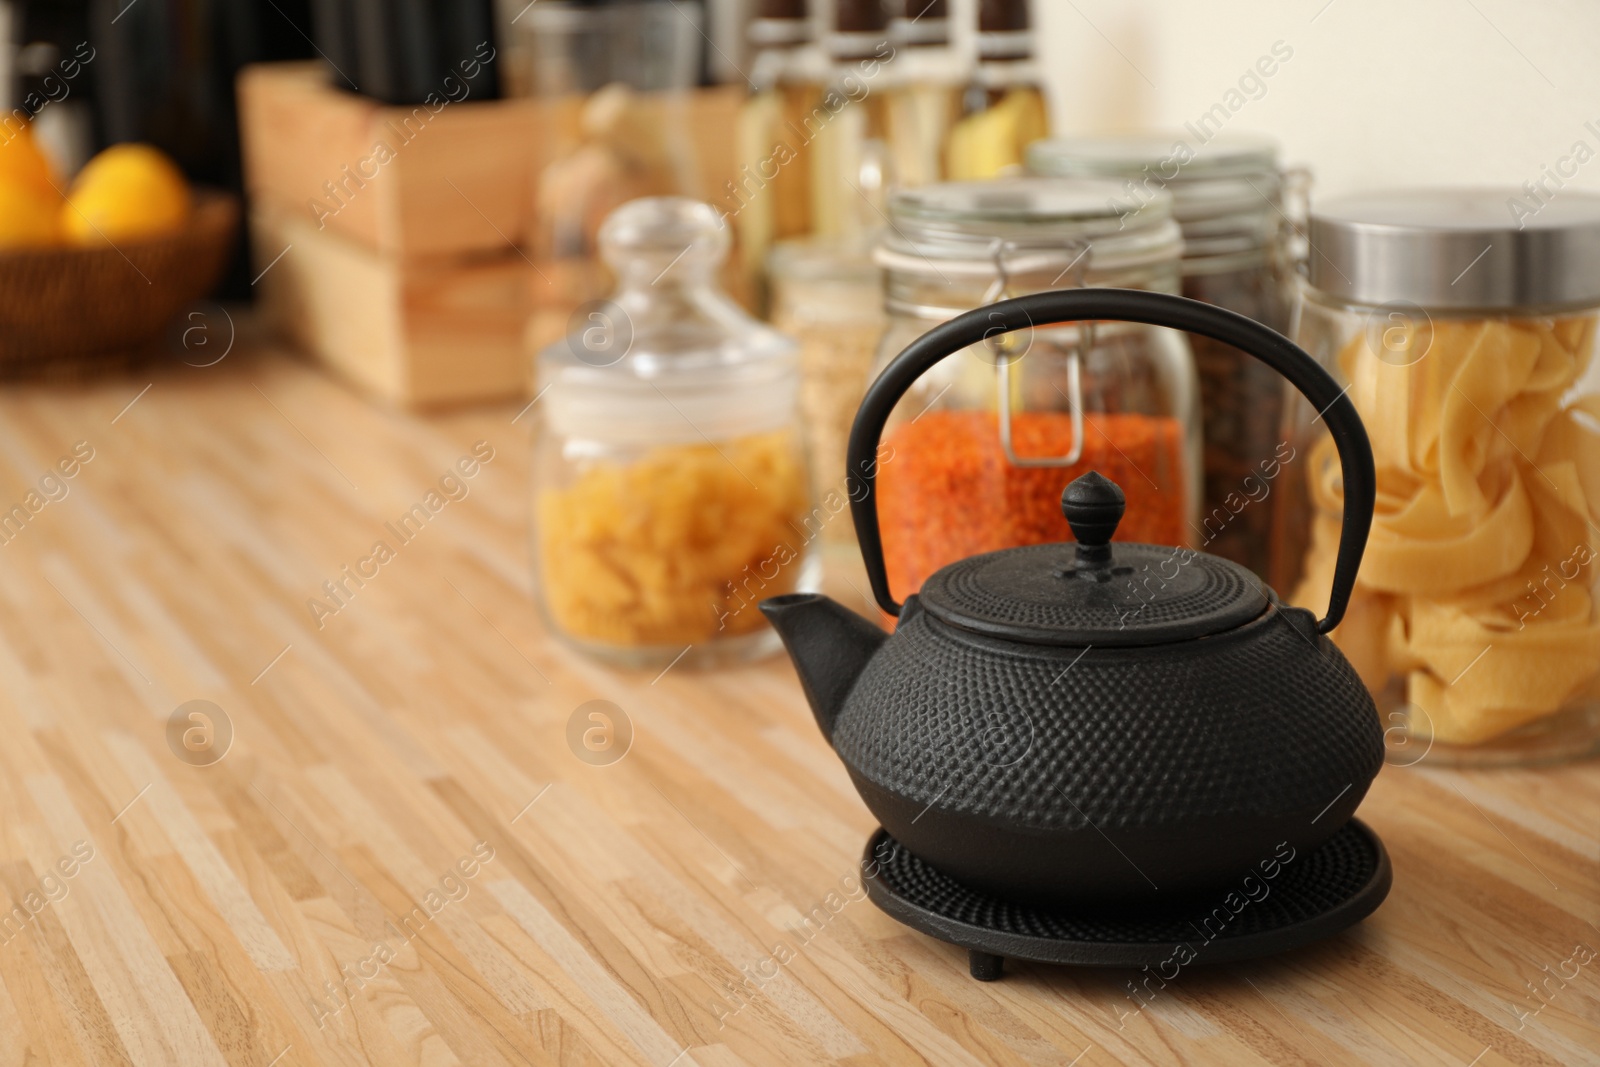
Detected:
[
  {"left": 867, "top": 177, "right": 1198, "bottom": 604},
  {"left": 1284, "top": 187, "right": 1600, "bottom": 766},
  {"left": 1028, "top": 132, "right": 1304, "bottom": 580},
  {"left": 533, "top": 197, "right": 818, "bottom": 668}
]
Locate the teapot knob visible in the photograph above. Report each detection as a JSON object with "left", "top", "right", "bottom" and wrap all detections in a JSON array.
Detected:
[{"left": 1062, "top": 471, "right": 1125, "bottom": 565}]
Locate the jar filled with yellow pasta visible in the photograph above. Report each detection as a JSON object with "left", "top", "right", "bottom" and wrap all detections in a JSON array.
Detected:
[
  {"left": 533, "top": 197, "right": 818, "bottom": 668},
  {"left": 1282, "top": 189, "right": 1600, "bottom": 765}
]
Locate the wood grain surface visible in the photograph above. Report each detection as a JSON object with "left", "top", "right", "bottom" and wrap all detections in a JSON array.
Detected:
[{"left": 0, "top": 344, "right": 1595, "bottom": 1066}]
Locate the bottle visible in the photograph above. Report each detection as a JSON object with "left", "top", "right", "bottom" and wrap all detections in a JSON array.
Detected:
[
  {"left": 733, "top": 0, "right": 825, "bottom": 304},
  {"left": 883, "top": 0, "right": 964, "bottom": 188},
  {"left": 532, "top": 198, "right": 817, "bottom": 668},
  {"left": 946, "top": 0, "right": 1048, "bottom": 181},
  {"left": 525, "top": 0, "right": 706, "bottom": 352},
  {"left": 808, "top": 0, "right": 895, "bottom": 240}
]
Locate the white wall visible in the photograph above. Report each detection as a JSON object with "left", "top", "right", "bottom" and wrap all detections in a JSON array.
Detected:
[{"left": 1030, "top": 0, "right": 1600, "bottom": 201}]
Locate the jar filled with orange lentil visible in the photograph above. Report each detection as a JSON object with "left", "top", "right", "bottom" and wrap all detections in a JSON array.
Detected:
[
  {"left": 870, "top": 178, "right": 1199, "bottom": 602},
  {"left": 533, "top": 197, "right": 819, "bottom": 668}
]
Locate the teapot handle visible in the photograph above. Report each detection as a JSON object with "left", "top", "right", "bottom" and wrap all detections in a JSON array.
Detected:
[{"left": 846, "top": 287, "right": 1375, "bottom": 635}]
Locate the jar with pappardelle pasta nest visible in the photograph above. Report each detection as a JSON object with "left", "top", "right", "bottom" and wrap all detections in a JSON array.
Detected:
[
  {"left": 532, "top": 197, "right": 819, "bottom": 668},
  {"left": 1281, "top": 188, "right": 1600, "bottom": 766},
  {"left": 868, "top": 178, "right": 1200, "bottom": 604}
]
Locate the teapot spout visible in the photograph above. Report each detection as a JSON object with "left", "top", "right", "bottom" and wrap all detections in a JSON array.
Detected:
[{"left": 760, "top": 593, "right": 887, "bottom": 744}]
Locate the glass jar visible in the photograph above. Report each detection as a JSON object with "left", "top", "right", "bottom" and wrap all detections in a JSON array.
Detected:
[
  {"left": 523, "top": 3, "right": 707, "bottom": 355},
  {"left": 870, "top": 178, "right": 1198, "bottom": 603},
  {"left": 1284, "top": 188, "right": 1600, "bottom": 765},
  {"left": 507, "top": 0, "right": 706, "bottom": 96},
  {"left": 533, "top": 197, "right": 819, "bottom": 668},
  {"left": 768, "top": 237, "right": 886, "bottom": 545},
  {"left": 1028, "top": 132, "right": 1304, "bottom": 580}
]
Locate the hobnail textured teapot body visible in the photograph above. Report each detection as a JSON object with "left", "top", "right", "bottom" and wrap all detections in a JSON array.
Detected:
[{"left": 829, "top": 595, "right": 1380, "bottom": 903}]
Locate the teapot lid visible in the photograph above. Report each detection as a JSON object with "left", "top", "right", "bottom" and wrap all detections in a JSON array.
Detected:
[{"left": 917, "top": 472, "right": 1271, "bottom": 647}]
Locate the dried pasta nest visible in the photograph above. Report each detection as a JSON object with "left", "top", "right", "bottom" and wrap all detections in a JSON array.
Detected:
[{"left": 1294, "top": 315, "right": 1600, "bottom": 744}]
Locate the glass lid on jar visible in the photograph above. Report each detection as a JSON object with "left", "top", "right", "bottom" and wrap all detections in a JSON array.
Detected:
[
  {"left": 1028, "top": 132, "right": 1279, "bottom": 183},
  {"left": 539, "top": 197, "right": 799, "bottom": 444},
  {"left": 1309, "top": 187, "right": 1600, "bottom": 310},
  {"left": 1027, "top": 132, "right": 1282, "bottom": 243},
  {"left": 875, "top": 177, "right": 1183, "bottom": 277}
]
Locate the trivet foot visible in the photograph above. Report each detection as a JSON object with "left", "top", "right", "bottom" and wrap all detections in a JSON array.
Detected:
[{"left": 969, "top": 950, "right": 1005, "bottom": 981}]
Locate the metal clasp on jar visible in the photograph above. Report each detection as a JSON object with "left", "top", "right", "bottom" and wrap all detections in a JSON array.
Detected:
[{"left": 983, "top": 237, "right": 1093, "bottom": 468}]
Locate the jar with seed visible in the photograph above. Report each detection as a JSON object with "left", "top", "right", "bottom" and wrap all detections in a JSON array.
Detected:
[
  {"left": 1029, "top": 132, "right": 1304, "bottom": 580},
  {"left": 868, "top": 178, "right": 1199, "bottom": 603}
]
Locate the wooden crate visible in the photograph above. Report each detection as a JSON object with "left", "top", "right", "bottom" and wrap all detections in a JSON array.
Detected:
[
  {"left": 239, "top": 63, "right": 540, "bottom": 259},
  {"left": 238, "top": 62, "right": 742, "bottom": 259},
  {"left": 239, "top": 62, "right": 745, "bottom": 407},
  {"left": 250, "top": 203, "right": 534, "bottom": 408}
]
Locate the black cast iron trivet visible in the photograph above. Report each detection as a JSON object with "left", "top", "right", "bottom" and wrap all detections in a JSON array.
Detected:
[{"left": 862, "top": 819, "right": 1390, "bottom": 980}]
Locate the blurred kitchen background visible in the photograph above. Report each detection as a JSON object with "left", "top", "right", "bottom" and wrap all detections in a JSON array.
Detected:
[
  {"left": 7, "top": 0, "right": 1596, "bottom": 247},
  {"left": 4, "top": 0, "right": 1600, "bottom": 764},
  {"left": 4, "top": 0, "right": 1594, "bottom": 310}
]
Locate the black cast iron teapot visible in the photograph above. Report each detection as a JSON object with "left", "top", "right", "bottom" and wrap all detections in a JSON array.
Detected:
[{"left": 762, "top": 288, "right": 1383, "bottom": 906}]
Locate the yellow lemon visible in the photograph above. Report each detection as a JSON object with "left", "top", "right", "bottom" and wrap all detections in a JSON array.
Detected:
[
  {"left": 0, "top": 178, "right": 61, "bottom": 249},
  {"left": 0, "top": 120, "right": 62, "bottom": 201},
  {"left": 62, "top": 143, "right": 191, "bottom": 246}
]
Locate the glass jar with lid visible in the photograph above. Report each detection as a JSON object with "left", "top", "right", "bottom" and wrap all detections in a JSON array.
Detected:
[
  {"left": 1284, "top": 188, "right": 1600, "bottom": 765},
  {"left": 869, "top": 177, "right": 1198, "bottom": 604},
  {"left": 1028, "top": 132, "right": 1304, "bottom": 579},
  {"left": 533, "top": 197, "right": 818, "bottom": 668},
  {"left": 768, "top": 237, "right": 886, "bottom": 545}
]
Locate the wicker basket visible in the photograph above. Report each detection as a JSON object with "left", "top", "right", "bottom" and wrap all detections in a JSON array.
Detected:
[{"left": 0, "top": 189, "right": 239, "bottom": 377}]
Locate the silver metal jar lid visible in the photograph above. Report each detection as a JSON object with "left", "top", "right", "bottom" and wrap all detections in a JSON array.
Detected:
[{"left": 1309, "top": 187, "right": 1600, "bottom": 310}]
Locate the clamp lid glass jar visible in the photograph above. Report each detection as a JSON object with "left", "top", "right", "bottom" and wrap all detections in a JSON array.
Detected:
[
  {"left": 869, "top": 177, "right": 1198, "bottom": 603},
  {"left": 1028, "top": 132, "right": 1302, "bottom": 579},
  {"left": 533, "top": 197, "right": 817, "bottom": 668},
  {"left": 1285, "top": 186, "right": 1600, "bottom": 765}
]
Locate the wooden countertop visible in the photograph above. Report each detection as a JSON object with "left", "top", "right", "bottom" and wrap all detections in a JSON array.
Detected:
[{"left": 0, "top": 346, "right": 1595, "bottom": 1067}]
